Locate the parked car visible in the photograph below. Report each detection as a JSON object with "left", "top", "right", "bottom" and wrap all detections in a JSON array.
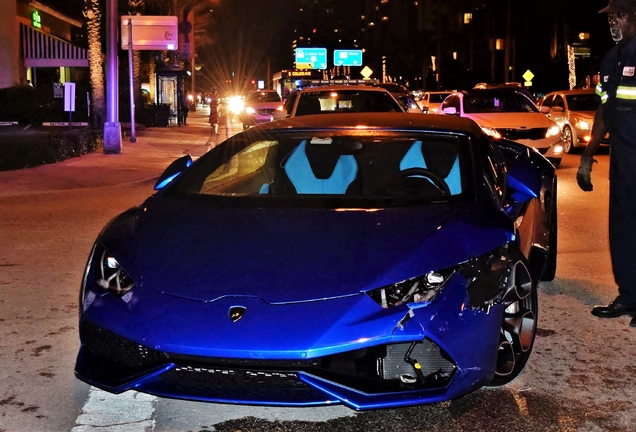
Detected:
[
  {"left": 75, "top": 112, "right": 557, "bottom": 410},
  {"left": 440, "top": 88, "right": 564, "bottom": 167},
  {"left": 273, "top": 85, "right": 405, "bottom": 119},
  {"left": 418, "top": 91, "right": 455, "bottom": 114},
  {"left": 536, "top": 89, "right": 607, "bottom": 154},
  {"left": 239, "top": 89, "right": 283, "bottom": 130}
]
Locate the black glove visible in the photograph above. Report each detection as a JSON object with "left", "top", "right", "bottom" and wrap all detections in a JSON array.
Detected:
[{"left": 576, "top": 155, "right": 597, "bottom": 192}]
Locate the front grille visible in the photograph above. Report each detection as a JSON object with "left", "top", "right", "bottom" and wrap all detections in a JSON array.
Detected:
[
  {"left": 80, "top": 321, "right": 168, "bottom": 369},
  {"left": 497, "top": 128, "right": 547, "bottom": 141},
  {"left": 160, "top": 365, "right": 324, "bottom": 403},
  {"left": 81, "top": 321, "right": 457, "bottom": 397},
  {"left": 257, "top": 108, "right": 275, "bottom": 115}
]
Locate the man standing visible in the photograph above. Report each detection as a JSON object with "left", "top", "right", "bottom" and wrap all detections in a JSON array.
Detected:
[{"left": 577, "top": 0, "right": 636, "bottom": 323}]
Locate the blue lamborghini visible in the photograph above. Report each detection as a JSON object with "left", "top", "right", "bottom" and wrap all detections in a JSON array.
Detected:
[{"left": 75, "top": 112, "right": 557, "bottom": 410}]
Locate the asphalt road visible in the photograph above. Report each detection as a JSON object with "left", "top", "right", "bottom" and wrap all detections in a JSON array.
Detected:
[{"left": 0, "top": 110, "right": 634, "bottom": 432}]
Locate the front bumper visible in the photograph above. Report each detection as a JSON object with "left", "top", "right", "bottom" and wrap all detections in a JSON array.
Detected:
[
  {"left": 241, "top": 112, "right": 275, "bottom": 126},
  {"left": 75, "top": 275, "right": 503, "bottom": 410}
]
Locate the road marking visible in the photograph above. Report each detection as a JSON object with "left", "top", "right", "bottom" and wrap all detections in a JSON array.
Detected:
[{"left": 72, "top": 387, "right": 156, "bottom": 432}]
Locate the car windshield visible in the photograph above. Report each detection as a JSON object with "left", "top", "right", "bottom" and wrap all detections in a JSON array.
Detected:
[
  {"left": 376, "top": 83, "right": 408, "bottom": 94},
  {"left": 164, "top": 129, "right": 470, "bottom": 207},
  {"left": 430, "top": 93, "right": 451, "bottom": 103},
  {"left": 463, "top": 91, "right": 539, "bottom": 114},
  {"left": 294, "top": 90, "right": 404, "bottom": 115},
  {"left": 247, "top": 91, "right": 281, "bottom": 103},
  {"left": 565, "top": 94, "right": 600, "bottom": 111}
]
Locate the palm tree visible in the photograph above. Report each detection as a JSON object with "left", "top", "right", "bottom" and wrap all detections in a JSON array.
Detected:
[{"left": 83, "top": 0, "right": 105, "bottom": 127}]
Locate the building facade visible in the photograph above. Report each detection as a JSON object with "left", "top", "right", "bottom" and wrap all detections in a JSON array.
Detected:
[{"left": 0, "top": 0, "right": 87, "bottom": 89}]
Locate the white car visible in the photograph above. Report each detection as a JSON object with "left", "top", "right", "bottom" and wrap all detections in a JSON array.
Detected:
[
  {"left": 536, "top": 89, "right": 608, "bottom": 154},
  {"left": 440, "top": 89, "right": 563, "bottom": 167},
  {"left": 273, "top": 85, "right": 405, "bottom": 119},
  {"left": 240, "top": 89, "right": 283, "bottom": 129},
  {"left": 418, "top": 91, "right": 454, "bottom": 114}
]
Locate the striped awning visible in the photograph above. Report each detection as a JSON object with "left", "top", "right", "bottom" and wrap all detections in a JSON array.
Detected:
[{"left": 20, "top": 23, "right": 88, "bottom": 68}]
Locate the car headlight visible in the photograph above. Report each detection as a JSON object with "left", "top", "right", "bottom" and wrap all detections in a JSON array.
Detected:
[
  {"left": 366, "top": 268, "right": 456, "bottom": 308},
  {"left": 576, "top": 119, "right": 591, "bottom": 130},
  {"left": 545, "top": 125, "right": 561, "bottom": 138},
  {"left": 481, "top": 127, "right": 502, "bottom": 139},
  {"left": 245, "top": 107, "right": 256, "bottom": 114},
  {"left": 91, "top": 245, "right": 136, "bottom": 297},
  {"left": 227, "top": 96, "right": 245, "bottom": 114}
]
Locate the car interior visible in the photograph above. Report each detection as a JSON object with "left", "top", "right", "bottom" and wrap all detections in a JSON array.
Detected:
[{"left": 190, "top": 135, "right": 465, "bottom": 201}]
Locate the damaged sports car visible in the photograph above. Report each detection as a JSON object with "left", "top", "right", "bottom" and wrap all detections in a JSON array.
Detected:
[{"left": 75, "top": 112, "right": 557, "bottom": 410}]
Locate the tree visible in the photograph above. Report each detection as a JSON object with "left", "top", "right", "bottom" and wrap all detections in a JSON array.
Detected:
[{"left": 83, "top": 0, "right": 105, "bottom": 127}]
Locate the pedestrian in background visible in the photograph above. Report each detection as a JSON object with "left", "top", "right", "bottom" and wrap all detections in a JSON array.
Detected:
[
  {"left": 209, "top": 94, "right": 219, "bottom": 133},
  {"left": 577, "top": 0, "right": 636, "bottom": 324},
  {"left": 180, "top": 94, "right": 190, "bottom": 125}
]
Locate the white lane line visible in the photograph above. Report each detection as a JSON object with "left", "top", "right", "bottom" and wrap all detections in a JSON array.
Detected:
[{"left": 72, "top": 387, "right": 157, "bottom": 432}]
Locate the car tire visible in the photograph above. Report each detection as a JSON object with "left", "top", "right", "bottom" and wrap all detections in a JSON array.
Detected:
[
  {"left": 489, "top": 247, "right": 538, "bottom": 386},
  {"left": 562, "top": 126, "right": 574, "bottom": 153}
]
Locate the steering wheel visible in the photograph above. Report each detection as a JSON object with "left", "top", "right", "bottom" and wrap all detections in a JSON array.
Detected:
[{"left": 383, "top": 168, "right": 450, "bottom": 197}]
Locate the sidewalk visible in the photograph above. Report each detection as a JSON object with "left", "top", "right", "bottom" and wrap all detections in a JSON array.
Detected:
[{"left": 0, "top": 107, "right": 241, "bottom": 198}]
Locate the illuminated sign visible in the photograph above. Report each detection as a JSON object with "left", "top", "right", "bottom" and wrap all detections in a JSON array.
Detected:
[
  {"left": 295, "top": 47, "right": 327, "bottom": 70},
  {"left": 334, "top": 49, "right": 363, "bottom": 66},
  {"left": 289, "top": 70, "right": 312, "bottom": 77},
  {"left": 121, "top": 16, "right": 178, "bottom": 50},
  {"left": 32, "top": 11, "right": 41, "bottom": 29}
]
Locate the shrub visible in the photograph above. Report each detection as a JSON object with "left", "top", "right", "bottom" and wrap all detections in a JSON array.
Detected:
[{"left": 0, "top": 128, "right": 103, "bottom": 171}]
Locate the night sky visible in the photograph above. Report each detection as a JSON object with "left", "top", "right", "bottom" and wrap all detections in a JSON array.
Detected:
[{"left": 41, "top": 0, "right": 616, "bottom": 92}]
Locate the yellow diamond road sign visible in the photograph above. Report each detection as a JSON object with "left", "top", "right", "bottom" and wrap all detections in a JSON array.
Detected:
[
  {"left": 361, "top": 66, "right": 373, "bottom": 79},
  {"left": 522, "top": 70, "right": 534, "bottom": 86}
]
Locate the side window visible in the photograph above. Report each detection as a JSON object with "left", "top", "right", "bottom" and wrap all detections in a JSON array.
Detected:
[
  {"left": 541, "top": 95, "right": 554, "bottom": 108},
  {"left": 441, "top": 95, "right": 460, "bottom": 111},
  {"left": 553, "top": 95, "right": 565, "bottom": 109}
]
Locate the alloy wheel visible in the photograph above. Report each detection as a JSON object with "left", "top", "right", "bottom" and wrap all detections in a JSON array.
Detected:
[
  {"left": 490, "top": 257, "right": 538, "bottom": 385},
  {"left": 562, "top": 126, "right": 573, "bottom": 153}
]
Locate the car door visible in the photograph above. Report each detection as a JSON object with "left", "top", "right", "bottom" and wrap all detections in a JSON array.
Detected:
[{"left": 546, "top": 94, "right": 567, "bottom": 127}]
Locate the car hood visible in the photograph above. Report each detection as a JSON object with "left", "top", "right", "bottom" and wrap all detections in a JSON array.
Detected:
[
  {"left": 99, "top": 197, "right": 512, "bottom": 303},
  {"left": 569, "top": 110, "right": 595, "bottom": 121},
  {"left": 465, "top": 112, "right": 554, "bottom": 129}
]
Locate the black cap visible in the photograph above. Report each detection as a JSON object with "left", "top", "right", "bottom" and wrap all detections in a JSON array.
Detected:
[{"left": 599, "top": 0, "right": 636, "bottom": 13}]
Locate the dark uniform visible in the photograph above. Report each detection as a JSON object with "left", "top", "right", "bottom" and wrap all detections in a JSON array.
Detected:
[{"left": 596, "top": 34, "right": 636, "bottom": 307}]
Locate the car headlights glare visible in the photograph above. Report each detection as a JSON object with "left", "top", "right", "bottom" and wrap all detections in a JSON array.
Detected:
[
  {"left": 245, "top": 107, "right": 256, "bottom": 114},
  {"left": 576, "top": 119, "right": 591, "bottom": 130},
  {"left": 481, "top": 127, "right": 502, "bottom": 139},
  {"left": 545, "top": 125, "right": 561, "bottom": 138},
  {"left": 227, "top": 96, "right": 245, "bottom": 114},
  {"left": 93, "top": 246, "right": 136, "bottom": 297},
  {"left": 367, "top": 268, "right": 456, "bottom": 309}
]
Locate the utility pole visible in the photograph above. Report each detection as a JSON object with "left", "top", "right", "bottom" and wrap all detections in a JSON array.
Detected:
[{"left": 103, "top": 0, "right": 122, "bottom": 153}]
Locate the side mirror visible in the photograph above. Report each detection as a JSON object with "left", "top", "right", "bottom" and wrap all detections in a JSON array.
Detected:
[
  {"left": 154, "top": 154, "right": 193, "bottom": 190},
  {"left": 539, "top": 105, "right": 551, "bottom": 114},
  {"left": 550, "top": 106, "right": 564, "bottom": 113},
  {"left": 443, "top": 107, "right": 458, "bottom": 115}
]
